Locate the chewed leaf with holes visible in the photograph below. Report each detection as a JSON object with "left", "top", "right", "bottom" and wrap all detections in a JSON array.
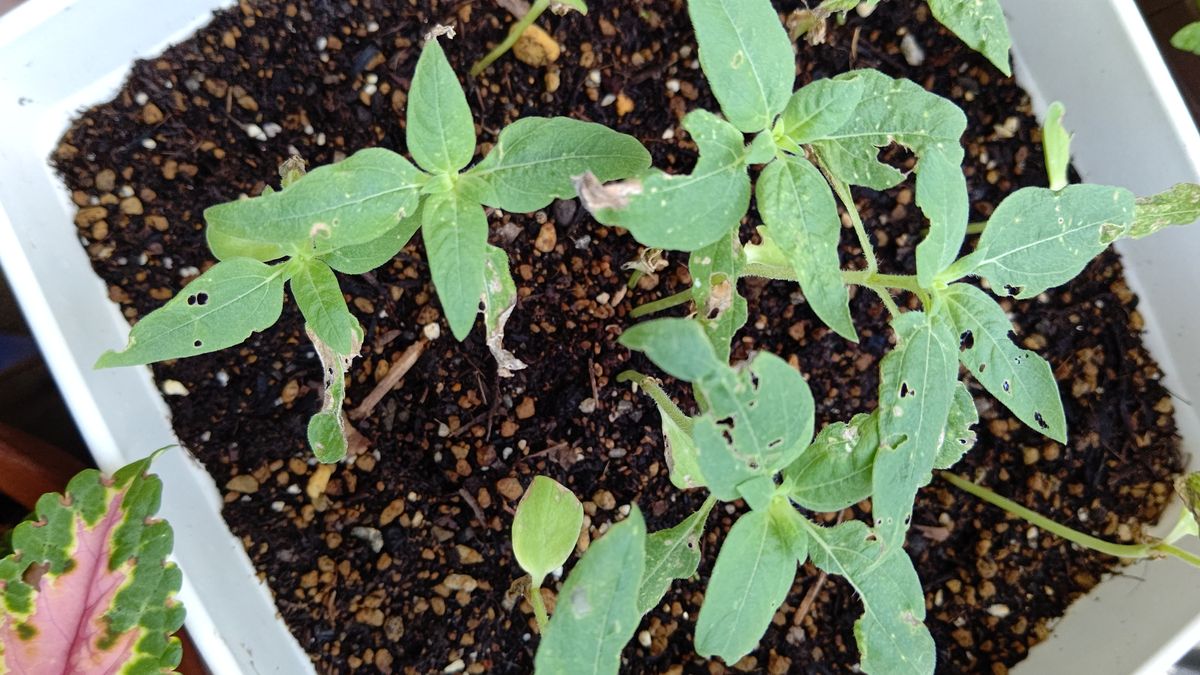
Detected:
[
  {"left": 306, "top": 324, "right": 362, "bottom": 463},
  {"left": 785, "top": 412, "right": 879, "bottom": 513},
  {"left": 692, "top": 351, "right": 816, "bottom": 500},
  {"left": 637, "top": 499, "right": 714, "bottom": 614},
  {"left": 205, "top": 148, "right": 427, "bottom": 261},
  {"left": 872, "top": 311, "right": 958, "bottom": 547},
  {"left": 945, "top": 185, "right": 1135, "bottom": 298},
  {"left": 934, "top": 382, "right": 979, "bottom": 470},
  {"left": 1124, "top": 183, "right": 1200, "bottom": 240},
  {"left": 534, "top": 508, "right": 645, "bottom": 675},
  {"left": 687, "top": 0, "right": 794, "bottom": 133},
  {"left": 802, "top": 70, "right": 968, "bottom": 287},
  {"left": 926, "top": 0, "right": 1012, "bottom": 76},
  {"left": 688, "top": 231, "right": 748, "bottom": 362},
  {"left": 806, "top": 520, "right": 934, "bottom": 675},
  {"left": 482, "top": 245, "right": 527, "bottom": 377},
  {"left": 582, "top": 110, "right": 751, "bottom": 251},
  {"left": 0, "top": 453, "right": 183, "bottom": 674},
  {"left": 462, "top": 117, "right": 651, "bottom": 213},
  {"left": 941, "top": 283, "right": 1065, "bottom": 442},
  {"left": 95, "top": 258, "right": 287, "bottom": 368},
  {"left": 694, "top": 509, "right": 797, "bottom": 664}
]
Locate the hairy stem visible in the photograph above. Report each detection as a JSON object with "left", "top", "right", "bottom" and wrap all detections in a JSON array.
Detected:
[
  {"left": 940, "top": 472, "right": 1200, "bottom": 567},
  {"left": 817, "top": 163, "right": 878, "bottom": 275},
  {"left": 470, "top": 0, "right": 550, "bottom": 76},
  {"left": 630, "top": 289, "right": 693, "bottom": 318},
  {"left": 617, "top": 370, "right": 692, "bottom": 431},
  {"left": 529, "top": 581, "right": 550, "bottom": 630}
]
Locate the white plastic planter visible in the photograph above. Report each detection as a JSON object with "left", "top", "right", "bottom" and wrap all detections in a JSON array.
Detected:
[{"left": 0, "top": 1, "right": 1197, "bottom": 673}]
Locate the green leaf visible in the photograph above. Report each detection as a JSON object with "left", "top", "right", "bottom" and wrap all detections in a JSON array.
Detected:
[
  {"left": 305, "top": 324, "right": 361, "bottom": 462},
  {"left": 321, "top": 214, "right": 421, "bottom": 274},
  {"left": 583, "top": 110, "right": 751, "bottom": 251},
  {"left": 619, "top": 317, "right": 724, "bottom": 382},
  {"left": 805, "top": 520, "right": 935, "bottom": 675},
  {"left": 0, "top": 453, "right": 183, "bottom": 675},
  {"left": 1043, "top": 102, "right": 1071, "bottom": 192},
  {"left": 512, "top": 476, "right": 584, "bottom": 586},
  {"left": 688, "top": 232, "right": 748, "bottom": 362},
  {"left": 463, "top": 118, "right": 650, "bottom": 213},
  {"left": 694, "top": 509, "right": 796, "bottom": 663},
  {"left": 205, "top": 148, "right": 427, "bottom": 261},
  {"left": 687, "top": 0, "right": 794, "bottom": 133},
  {"left": 940, "top": 283, "right": 1066, "bottom": 442},
  {"left": 1127, "top": 183, "right": 1200, "bottom": 239},
  {"left": 482, "top": 245, "right": 527, "bottom": 376},
  {"left": 947, "top": 184, "right": 1135, "bottom": 298},
  {"left": 769, "top": 498, "right": 811, "bottom": 563},
  {"left": 408, "top": 39, "right": 476, "bottom": 174},
  {"left": 1171, "top": 22, "right": 1200, "bottom": 55},
  {"left": 785, "top": 412, "right": 879, "bottom": 513},
  {"left": 662, "top": 407, "right": 706, "bottom": 490},
  {"left": 934, "top": 381, "right": 979, "bottom": 470},
  {"left": 872, "top": 311, "right": 958, "bottom": 547},
  {"left": 806, "top": 70, "right": 968, "bottom": 287},
  {"left": 777, "top": 77, "right": 865, "bottom": 146},
  {"left": 422, "top": 190, "right": 488, "bottom": 341},
  {"left": 637, "top": 498, "right": 715, "bottom": 614},
  {"left": 693, "top": 352, "right": 815, "bottom": 500},
  {"left": 291, "top": 259, "right": 360, "bottom": 356},
  {"left": 927, "top": 0, "right": 1013, "bottom": 76},
  {"left": 96, "top": 258, "right": 287, "bottom": 368},
  {"left": 534, "top": 508, "right": 645, "bottom": 675},
  {"left": 757, "top": 154, "right": 856, "bottom": 340}
]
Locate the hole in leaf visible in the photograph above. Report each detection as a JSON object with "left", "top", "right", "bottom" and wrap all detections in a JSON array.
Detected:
[
  {"left": 978, "top": 363, "right": 987, "bottom": 373},
  {"left": 193, "top": 339, "right": 203, "bottom": 348},
  {"left": 1034, "top": 412, "right": 1049, "bottom": 430},
  {"left": 960, "top": 330, "right": 974, "bottom": 350},
  {"left": 899, "top": 382, "right": 914, "bottom": 398},
  {"left": 767, "top": 438, "right": 784, "bottom": 450},
  {"left": 195, "top": 292, "right": 209, "bottom": 306},
  {"left": 747, "top": 459, "right": 760, "bottom": 470},
  {"left": 1004, "top": 284, "right": 1022, "bottom": 296},
  {"left": 1001, "top": 380, "right": 1011, "bottom": 393}
]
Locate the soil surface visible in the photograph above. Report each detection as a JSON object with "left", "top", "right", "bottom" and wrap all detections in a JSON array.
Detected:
[{"left": 52, "top": 1, "right": 1183, "bottom": 674}]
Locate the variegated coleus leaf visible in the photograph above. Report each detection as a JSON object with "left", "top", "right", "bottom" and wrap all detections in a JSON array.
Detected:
[{"left": 0, "top": 453, "right": 184, "bottom": 674}]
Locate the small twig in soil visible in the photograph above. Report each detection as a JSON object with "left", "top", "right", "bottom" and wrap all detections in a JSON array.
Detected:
[
  {"left": 348, "top": 339, "right": 427, "bottom": 421},
  {"left": 458, "top": 487, "right": 489, "bottom": 528},
  {"left": 587, "top": 358, "right": 601, "bottom": 409},
  {"left": 792, "top": 568, "right": 829, "bottom": 628}
]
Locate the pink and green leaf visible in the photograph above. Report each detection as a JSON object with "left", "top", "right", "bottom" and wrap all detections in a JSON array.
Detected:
[{"left": 0, "top": 452, "right": 184, "bottom": 674}]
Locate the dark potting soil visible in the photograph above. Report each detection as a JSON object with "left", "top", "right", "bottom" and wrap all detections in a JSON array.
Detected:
[{"left": 52, "top": 1, "right": 1183, "bottom": 673}]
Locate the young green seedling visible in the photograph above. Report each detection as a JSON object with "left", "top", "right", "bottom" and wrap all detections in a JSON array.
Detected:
[
  {"left": 95, "top": 34, "right": 649, "bottom": 463},
  {"left": 0, "top": 452, "right": 183, "bottom": 673},
  {"left": 554, "top": 0, "right": 1200, "bottom": 672},
  {"left": 1172, "top": 2, "right": 1200, "bottom": 55},
  {"left": 512, "top": 476, "right": 584, "bottom": 629}
]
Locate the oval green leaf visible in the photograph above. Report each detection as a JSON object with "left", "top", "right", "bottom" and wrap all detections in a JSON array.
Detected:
[{"left": 512, "top": 476, "right": 584, "bottom": 586}]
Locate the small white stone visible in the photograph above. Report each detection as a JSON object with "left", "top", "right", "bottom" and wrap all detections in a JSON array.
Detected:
[
  {"left": 262, "top": 122, "right": 283, "bottom": 139},
  {"left": 443, "top": 659, "right": 466, "bottom": 674},
  {"left": 586, "top": 69, "right": 602, "bottom": 86},
  {"left": 316, "top": 36, "right": 328, "bottom": 51},
  {"left": 134, "top": 92, "right": 149, "bottom": 105},
  {"left": 986, "top": 604, "right": 1011, "bottom": 618},
  {"left": 178, "top": 266, "right": 200, "bottom": 278},
  {"left": 270, "top": 501, "right": 285, "bottom": 512},
  {"left": 141, "top": 138, "right": 157, "bottom": 150},
  {"left": 245, "top": 124, "right": 268, "bottom": 142},
  {"left": 316, "top": 132, "right": 327, "bottom": 146},
  {"left": 367, "top": 21, "right": 379, "bottom": 33},
  {"left": 215, "top": 370, "right": 230, "bottom": 386},
  {"left": 366, "top": 73, "right": 379, "bottom": 85},
  {"left": 161, "top": 380, "right": 189, "bottom": 396},
  {"left": 600, "top": 93, "right": 616, "bottom": 106},
  {"left": 638, "top": 630, "right": 652, "bottom": 648},
  {"left": 578, "top": 398, "right": 597, "bottom": 414},
  {"left": 665, "top": 79, "right": 681, "bottom": 93},
  {"left": 286, "top": 484, "right": 301, "bottom": 495},
  {"left": 118, "top": 185, "right": 134, "bottom": 198},
  {"left": 900, "top": 34, "right": 925, "bottom": 67},
  {"left": 363, "top": 83, "right": 377, "bottom": 96},
  {"left": 423, "top": 322, "right": 441, "bottom": 340}
]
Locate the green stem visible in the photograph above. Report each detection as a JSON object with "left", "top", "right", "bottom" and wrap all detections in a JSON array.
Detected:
[
  {"left": 818, "top": 164, "right": 878, "bottom": 275},
  {"left": 941, "top": 472, "right": 1200, "bottom": 568},
  {"left": 469, "top": 0, "right": 550, "bottom": 77},
  {"left": 966, "top": 221, "right": 987, "bottom": 236},
  {"left": 529, "top": 581, "right": 550, "bottom": 630},
  {"left": 617, "top": 370, "right": 692, "bottom": 431},
  {"left": 627, "top": 269, "right": 645, "bottom": 289},
  {"left": 630, "top": 289, "right": 693, "bottom": 319}
]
